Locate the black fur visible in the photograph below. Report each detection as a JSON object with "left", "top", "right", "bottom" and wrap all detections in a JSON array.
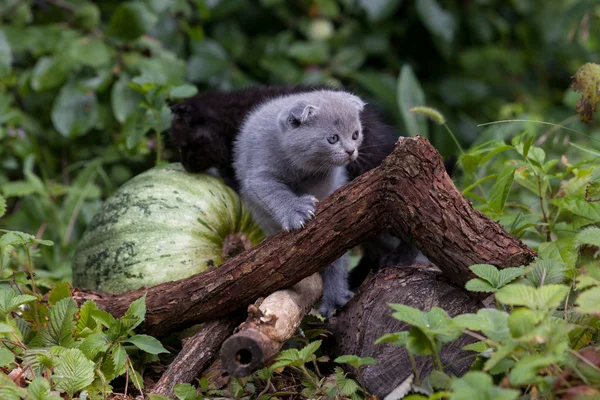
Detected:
[{"left": 169, "top": 85, "right": 419, "bottom": 289}]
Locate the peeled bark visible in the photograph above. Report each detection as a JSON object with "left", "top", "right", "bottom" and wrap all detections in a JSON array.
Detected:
[
  {"left": 72, "top": 136, "right": 536, "bottom": 337},
  {"left": 220, "top": 273, "right": 323, "bottom": 377}
]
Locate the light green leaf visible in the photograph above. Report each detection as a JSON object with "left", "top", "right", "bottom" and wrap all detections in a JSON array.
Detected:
[
  {"left": 31, "top": 56, "right": 68, "bottom": 91},
  {"left": 90, "top": 309, "right": 116, "bottom": 328},
  {"left": 454, "top": 309, "right": 510, "bottom": 343},
  {"left": 451, "top": 371, "right": 519, "bottom": 400},
  {"left": 576, "top": 226, "right": 600, "bottom": 248},
  {"left": 334, "top": 355, "right": 376, "bottom": 368},
  {"left": 469, "top": 264, "right": 499, "bottom": 286},
  {"left": 169, "top": 85, "right": 198, "bottom": 99},
  {"left": 52, "top": 348, "right": 95, "bottom": 396},
  {"left": 111, "top": 344, "right": 127, "bottom": 377},
  {"left": 358, "top": 0, "right": 403, "bottom": 22},
  {"left": 67, "top": 37, "right": 111, "bottom": 68},
  {"left": 552, "top": 198, "right": 600, "bottom": 221},
  {"left": 48, "top": 282, "right": 71, "bottom": 307},
  {"left": 526, "top": 259, "right": 566, "bottom": 287},
  {"left": 0, "top": 322, "right": 14, "bottom": 333},
  {"left": 111, "top": 76, "right": 143, "bottom": 124},
  {"left": 126, "top": 334, "right": 169, "bottom": 355},
  {"left": 26, "top": 377, "right": 60, "bottom": 400},
  {"left": 508, "top": 354, "right": 555, "bottom": 386},
  {"left": 121, "top": 293, "right": 146, "bottom": 331},
  {"left": 40, "top": 297, "right": 78, "bottom": 347},
  {"left": 461, "top": 341, "right": 490, "bottom": 353},
  {"left": 298, "top": 340, "right": 321, "bottom": 361},
  {"left": 570, "top": 142, "right": 600, "bottom": 158},
  {"left": 576, "top": 287, "right": 600, "bottom": 314},
  {"left": 390, "top": 304, "right": 428, "bottom": 327},
  {"left": 497, "top": 268, "right": 525, "bottom": 288},
  {"left": 507, "top": 309, "right": 542, "bottom": 338},
  {"left": 416, "top": 0, "right": 456, "bottom": 57},
  {"left": 496, "top": 284, "right": 568, "bottom": 310},
  {"left": 0, "top": 347, "right": 14, "bottom": 367},
  {"left": 51, "top": 83, "right": 98, "bottom": 138},
  {"left": 107, "top": 2, "right": 158, "bottom": 40},
  {"left": 80, "top": 332, "right": 109, "bottom": 359},
  {"left": 0, "top": 29, "right": 12, "bottom": 78},
  {"left": 186, "top": 40, "right": 229, "bottom": 82},
  {"left": 0, "top": 194, "right": 5, "bottom": 218},
  {"left": 76, "top": 301, "right": 99, "bottom": 334},
  {"left": 0, "top": 287, "right": 36, "bottom": 314},
  {"left": 148, "top": 395, "right": 171, "bottom": 400},
  {"left": 397, "top": 65, "right": 428, "bottom": 138},
  {"left": 488, "top": 165, "right": 516, "bottom": 213},
  {"left": 375, "top": 331, "right": 409, "bottom": 346},
  {"left": 337, "top": 375, "right": 360, "bottom": 396},
  {"left": 586, "top": 167, "right": 600, "bottom": 201},
  {"left": 0, "top": 373, "right": 27, "bottom": 400},
  {"left": 429, "top": 370, "right": 451, "bottom": 390},
  {"left": 173, "top": 383, "right": 198, "bottom": 400}
]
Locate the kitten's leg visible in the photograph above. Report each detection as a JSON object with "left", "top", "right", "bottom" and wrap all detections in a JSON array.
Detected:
[
  {"left": 319, "top": 253, "right": 354, "bottom": 318},
  {"left": 242, "top": 174, "right": 317, "bottom": 231}
]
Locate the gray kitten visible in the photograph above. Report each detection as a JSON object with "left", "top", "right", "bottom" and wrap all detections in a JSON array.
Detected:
[{"left": 233, "top": 90, "right": 365, "bottom": 317}]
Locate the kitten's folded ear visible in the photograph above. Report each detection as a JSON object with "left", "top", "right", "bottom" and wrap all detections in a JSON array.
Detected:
[
  {"left": 346, "top": 94, "right": 366, "bottom": 112},
  {"left": 278, "top": 102, "right": 319, "bottom": 132}
]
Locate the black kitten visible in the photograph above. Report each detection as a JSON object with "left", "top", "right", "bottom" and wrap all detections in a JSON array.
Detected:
[{"left": 169, "top": 85, "right": 418, "bottom": 289}]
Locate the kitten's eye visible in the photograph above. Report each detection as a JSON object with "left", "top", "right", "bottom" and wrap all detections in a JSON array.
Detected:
[
  {"left": 352, "top": 130, "right": 359, "bottom": 140},
  {"left": 328, "top": 134, "right": 339, "bottom": 144}
]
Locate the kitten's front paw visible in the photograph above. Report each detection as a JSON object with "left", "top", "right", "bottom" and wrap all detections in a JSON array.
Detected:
[
  {"left": 319, "top": 289, "right": 353, "bottom": 319},
  {"left": 279, "top": 195, "right": 318, "bottom": 231}
]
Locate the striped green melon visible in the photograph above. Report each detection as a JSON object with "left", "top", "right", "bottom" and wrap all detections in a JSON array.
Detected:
[{"left": 72, "top": 163, "right": 264, "bottom": 293}]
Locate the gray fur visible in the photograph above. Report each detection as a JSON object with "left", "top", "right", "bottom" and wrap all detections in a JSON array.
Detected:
[{"left": 233, "top": 90, "right": 365, "bottom": 317}]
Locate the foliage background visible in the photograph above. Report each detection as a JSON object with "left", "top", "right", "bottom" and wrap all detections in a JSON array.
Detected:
[{"left": 1, "top": 0, "right": 599, "bottom": 287}]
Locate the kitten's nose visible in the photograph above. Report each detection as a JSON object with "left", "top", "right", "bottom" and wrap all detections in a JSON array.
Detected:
[
  {"left": 346, "top": 150, "right": 354, "bottom": 156},
  {"left": 347, "top": 149, "right": 357, "bottom": 161}
]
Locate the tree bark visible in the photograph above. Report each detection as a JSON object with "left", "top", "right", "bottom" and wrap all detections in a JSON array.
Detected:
[
  {"left": 149, "top": 316, "right": 241, "bottom": 398},
  {"left": 220, "top": 273, "right": 323, "bottom": 377},
  {"left": 72, "top": 136, "right": 536, "bottom": 337},
  {"left": 329, "top": 262, "right": 482, "bottom": 398}
]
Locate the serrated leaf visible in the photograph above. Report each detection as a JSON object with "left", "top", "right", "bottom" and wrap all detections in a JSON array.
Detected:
[
  {"left": 148, "top": 395, "right": 171, "bottom": 400},
  {"left": 469, "top": 264, "right": 499, "bottom": 286},
  {"left": 0, "top": 287, "right": 36, "bottom": 314},
  {"left": 76, "top": 301, "right": 99, "bottom": 334},
  {"left": 0, "top": 194, "right": 6, "bottom": 218},
  {"left": 496, "top": 284, "right": 568, "bottom": 310},
  {"left": 497, "top": 268, "right": 525, "bottom": 288},
  {"left": 465, "top": 278, "right": 497, "bottom": 292},
  {"left": 52, "top": 348, "right": 95, "bottom": 396},
  {"left": 461, "top": 341, "right": 490, "bottom": 353},
  {"left": 397, "top": 64, "right": 428, "bottom": 138},
  {"left": 429, "top": 370, "right": 451, "bottom": 390},
  {"left": 90, "top": 309, "right": 116, "bottom": 328},
  {"left": 40, "top": 297, "right": 77, "bottom": 347},
  {"left": 27, "top": 377, "right": 59, "bottom": 400},
  {"left": 576, "top": 287, "right": 600, "bottom": 314},
  {"left": 80, "top": 332, "right": 109, "bottom": 359},
  {"left": 127, "top": 363, "right": 144, "bottom": 392},
  {"left": 454, "top": 309, "right": 510, "bottom": 343},
  {"left": 337, "top": 375, "right": 360, "bottom": 396},
  {"left": 334, "top": 355, "right": 376, "bottom": 368},
  {"left": 488, "top": 165, "right": 516, "bottom": 213},
  {"left": 375, "top": 331, "right": 409, "bottom": 346},
  {"left": 390, "top": 304, "right": 429, "bottom": 327},
  {"left": 298, "top": 340, "right": 321, "bottom": 362},
  {"left": 48, "top": 282, "right": 71, "bottom": 306},
  {"left": 121, "top": 293, "right": 146, "bottom": 331},
  {"left": 526, "top": 259, "right": 566, "bottom": 287},
  {"left": 0, "top": 372, "right": 27, "bottom": 400},
  {"left": 126, "top": 334, "right": 169, "bottom": 355},
  {"left": 507, "top": 309, "right": 542, "bottom": 338},
  {"left": 576, "top": 227, "right": 600, "bottom": 247},
  {"left": 1, "top": 181, "right": 39, "bottom": 198},
  {"left": 586, "top": 168, "right": 600, "bottom": 201},
  {"left": 111, "top": 344, "right": 127, "bottom": 377},
  {"left": 174, "top": 383, "right": 198, "bottom": 400},
  {"left": 508, "top": 354, "right": 555, "bottom": 386},
  {"left": 0, "top": 347, "right": 14, "bottom": 367},
  {"left": 451, "top": 371, "right": 519, "bottom": 400}
]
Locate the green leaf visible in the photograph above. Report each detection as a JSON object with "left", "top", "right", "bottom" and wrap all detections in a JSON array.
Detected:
[
  {"left": 111, "top": 76, "right": 143, "bottom": 124},
  {"left": 334, "top": 355, "right": 376, "bottom": 368},
  {"left": 576, "top": 226, "right": 600, "bottom": 248},
  {"left": 586, "top": 167, "right": 600, "bottom": 202},
  {"left": 576, "top": 287, "right": 600, "bottom": 314},
  {"left": 429, "top": 370, "right": 452, "bottom": 390},
  {"left": 90, "top": 309, "right": 116, "bottom": 328},
  {"left": 169, "top": 85, "right": 198, "bottom": 99},
  {"left": 397, "top": 64, "right": 428, "bottom": 137},
  {"left": 390, "top": 304, "right": 429, "bottom": 327},
  {"left": 288, "top": 41, "right": 329, "bottom": 65},
  {"left": 375, "top": 331, "right": 409, "bottom": 346},
  {"left": 337, "top": 374, "right": 360, "bottom": 396},
  {"left": 174, "top": 383, "right": 198, "bottom": 400},
  {"left": 107, "top": 2, "right": 158, "bottom": 40},
  {"left": 53, "top": 348, "right": 95, "bottom": 396},
  {"left": 453, "top": 309, "right": 510, "bottom": 343},
  {"left": 111, "top": 344, "right": 127, "bottom": 377},
  {"left": 187, "top": 40, "right": 229, "bottom": 82},
  {"left": 66, "top": 37, "right": 111, "bottom": 68},
  {"left": 80, "top": 332, "right": 109, "bottom": 359},
  {"left": 507, "top": 308, "right": 542, "bottom": 338},
  {"left": 331, "top": 47, "right": 366, "bottom": 75},
  {"left": 497, "top": 268, "right": 525, "bottom": 288},
  {"left": 0, "top": 194, "right": 5, "bottom": 218},
  {"left": 31, "top": 56, "right": 68, "bottom": 91},
  {"left": 0, "top": 287, "right": 36, "bottom": 314},
  {"left": 148, "top": 395, "right": 171, "bottom": 400},
  {"left": 538, "top": 239, "right": 578, "bottom": 270},
  {"left": 358, "top": 0, "right": 403, "bottom": 22},
  {"left": 415, "top": 0, "right": 456, "bottom": 58},
  {"left": 488, "top": 165, "right": 516, "bottom": 213},
  {"left": 48, "top": 282, "right": 71, "bottom": 307},
  {"left": 451, "top": 371, "right": 519, "bottom": 400},
  {"left": 40, "top": 297, "right": 78, "bottom": 347},
  {"left": 0, "top": 30, "right": 12, "bottom": 78},
  {"left": 27, "top": 377, "right": 60, "bottom": 400},
  {"left": 508, "top": 354, "right": 555, "bottom": 385},
  {"left": 0, "top": 322, "right": 14, "bottom": 333},
  {"left": 298, "top": 340, "right": 321, "bottom": 362},
  {"left": 495, "top": 284, "right": 569, "bottom": 310},
  {"left": 51, "top": 83, "right": 98, "bottom": 138},
  {"left": 461, "top": 341, "right": 490, "bottom": 353},
  {"left": 76, "top": 301, "right": 99, "bottom": 334},
  {"left": 0, "top": 347, "right": 14, "bottom": 368},
  {"left": 469, "top": 264, "right": 499, "bottom": 286},
  {"left": 126, "top": 334, "right": 169, "bottom": 355},
  {"left": 0, "top": 373, "right": 27, "bottom": 400},
  {"left": 121, "top": 293, "right": 146, "bottom": 331},
  {"left": 526, "top": 259, "right": 566, "bottom": 287}
]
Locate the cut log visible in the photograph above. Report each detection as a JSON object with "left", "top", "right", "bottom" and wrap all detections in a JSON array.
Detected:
[
  {"left": 220, "top": 273, "right": 323, "bottom": 377},
  {"left": 329, "top": 262, "right": 482, "bottom": 398},
  {"left": 72, "top": 136, "right": 536, "bottom": 337},
  {"left": 149, "top": 316, "right": 241, "bottom": 398}
]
